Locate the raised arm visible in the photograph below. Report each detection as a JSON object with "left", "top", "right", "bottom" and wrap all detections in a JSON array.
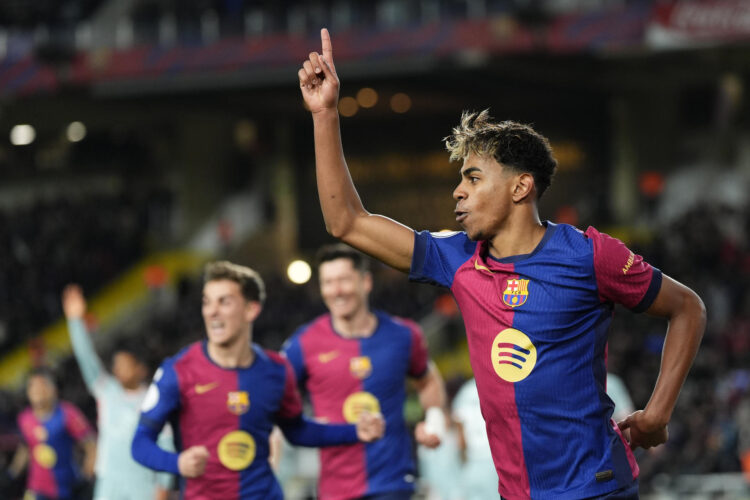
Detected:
[
  {"left": 299, "top": 28, "right": 415, "bottom": 272},
  {"left": 62, "top": 285, "right": 109, "bottom": 394},
  {"left": 618, "top": 275, "right": 706, "bottom": 449}
]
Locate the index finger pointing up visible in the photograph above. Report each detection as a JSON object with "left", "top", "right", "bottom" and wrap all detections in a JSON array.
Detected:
[{"left": 321, "top": 28, "right": 336, "bottom": 73}]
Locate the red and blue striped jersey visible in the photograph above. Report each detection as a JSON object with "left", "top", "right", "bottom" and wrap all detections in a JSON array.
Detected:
[
  {"left": 17, "top": 401, "right": 94, "bottom": 499},
  {"left": 283, "top": 311, "right": 429, "bottom": 500},
  {"left": 410, "top": 222, "right": 661, "bottom": 499},
  {"left": 137, "top": 341, "right": 305, "bottom": 499}
]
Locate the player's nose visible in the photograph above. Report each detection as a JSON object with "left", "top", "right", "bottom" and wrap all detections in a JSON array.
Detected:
[{"left": 453, "top": 183, "right": 466, "bottom": 201}]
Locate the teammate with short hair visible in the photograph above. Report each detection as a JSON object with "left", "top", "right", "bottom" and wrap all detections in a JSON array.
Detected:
[
  {"left": 62, "top": 284, "right": 173, "bottom": 500},
  {"left": 283, "top": 243, "right": 447, "bottom": 500},
  {"left": 131, "top": 261, "right": 385, "bottom": 499},
  {"left": 298, "top": 29, "right": 706, "bottom": 498},
  {"left": 13, "top": 367, "right": 96, "bottom": 500}
]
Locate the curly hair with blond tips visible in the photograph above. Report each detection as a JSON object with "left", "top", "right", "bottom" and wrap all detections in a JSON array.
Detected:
[{"left": 444, "top": 109, "right": 558, "bottom": 198}]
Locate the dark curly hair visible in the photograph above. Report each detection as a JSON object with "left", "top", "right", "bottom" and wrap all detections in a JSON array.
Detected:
[{"left": 444, "top": 109, "right": 557, "bottom": 198}]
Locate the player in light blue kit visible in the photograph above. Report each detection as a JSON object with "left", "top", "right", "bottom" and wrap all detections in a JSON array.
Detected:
[{"left": 62, "top": 285, "right": 173, "bottom": 500}]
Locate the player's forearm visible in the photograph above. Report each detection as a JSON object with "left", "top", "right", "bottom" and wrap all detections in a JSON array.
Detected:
[
  {"left": 416, "top": 364, "right": 447, "bottom": 411},
  {"left": 278, "top": 414, "right": 358, "bottom": 447},
  {"left": 67, "top": 318, "right": 106, "bottom": 388},
  {"left": 645, "top": 289, "right": 706, "bottom": 425},
  {"left": 132, "top": 425, "right": 180, "bottom": 475},
  {"left": 313, "top": 108, "right": 367, "bottom": 239}
]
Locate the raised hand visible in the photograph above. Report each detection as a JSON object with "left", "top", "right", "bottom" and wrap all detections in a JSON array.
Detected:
[
  {"left": 298, "top": 28, "right": 340, "bottom": 114},
  {"left": 355, "top": 411, "right": 385, "bottom": 442},
  {"left": 178, "top": 445, "right": 210, "bottom": 478},
  {"left": 62, "top": 284, "right": 86, "bottom": 320},
  {"left": 617, "top": 410, "right": 668, "bottom": 450}
]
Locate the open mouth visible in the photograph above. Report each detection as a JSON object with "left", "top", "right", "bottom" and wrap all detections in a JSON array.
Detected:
[{"left": 455, "top": 211, "right": 467, "bottom": 223}]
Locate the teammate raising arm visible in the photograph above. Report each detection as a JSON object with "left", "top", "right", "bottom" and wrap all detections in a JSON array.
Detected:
[{"left": 299, "top": 29, "right": 706, "bottom": 499}]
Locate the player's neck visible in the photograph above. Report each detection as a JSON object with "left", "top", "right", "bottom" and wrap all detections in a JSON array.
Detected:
[
  {"left": 332, "top": 308, "right": 376, "bottom": 339},
  {"left": 32, "top": 402, "right": 55, "bottom": 419},
  {"left": 487, "top": 210, "right": 545, "bottom": 260},
  {"left": 207, "top": 334, "right": 255, "bottom": 369}
]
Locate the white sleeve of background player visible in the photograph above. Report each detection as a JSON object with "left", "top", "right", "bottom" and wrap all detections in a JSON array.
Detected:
[{"left": 67, "top": 318, "right": 113, "bottom": 397}]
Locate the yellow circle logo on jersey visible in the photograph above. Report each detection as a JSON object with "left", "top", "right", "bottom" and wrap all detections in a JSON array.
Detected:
[
  {"left": 342, "top": 392, "right": 381, "bottom": 423},
  {"left": 491, "top": 328, "right": 537, "bottom": 382},
  {"left": 217, "top": 431, "right": 256, "bottom": 471},
  {"left": 33, "top": 443, "right": 57, "bottom": 469}
]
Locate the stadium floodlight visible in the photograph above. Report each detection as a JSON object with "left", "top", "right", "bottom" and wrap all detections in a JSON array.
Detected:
[
  {"left": 390, "top": 93, "right": 412, "bottom": 113},
  {"left": 287, "top": 260, "right": 312, "bottom": 285},
  {"left": 10, "top": 124, "right": 35, "bottom": 146},
  {"left": 356, "top": 88, "right": 378, "bottom": 108},
  {"left": 66, "top": 121, "right": 87, "bottom": 142},
  {"left": 338, "top": 96, "right": 359, "bottom": 117}
]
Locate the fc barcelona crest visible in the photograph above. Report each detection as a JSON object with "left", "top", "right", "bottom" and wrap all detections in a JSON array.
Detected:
[
  {"left": 227, "top": 391, "right": 250, "bottom": 415},
  {"left": 502, "top": 279, "right": 529, "bottom": 308},
  {"left": 349, "top": 356, "right": 372, "bottom": 379}
]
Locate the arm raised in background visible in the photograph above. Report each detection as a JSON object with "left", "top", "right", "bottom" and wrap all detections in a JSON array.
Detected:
[
  {"left": 618, "top": 275, "right": 706, "bottom": 449},
  {"left": 62, "top": 285, "right": 110, "bottom": 395},
  {"left": 299, "top": 28, "right": 415, "bottom": 272},
  {"left": 413, "top": 362, "right": 448, "bottom": 449}
]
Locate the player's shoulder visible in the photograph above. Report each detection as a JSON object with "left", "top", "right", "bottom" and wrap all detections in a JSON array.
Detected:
[
  {"left": 291, "top": 314, "right": 330, "bottom": 339},
  {"left": 58, "top": 400, "right": 80, "bottom": 414},
  {"left": 258, "top": 347, "right": 294, "bottom": 380},
  {"left": 418, "top": 229, "right": 475, "bottom": 252},
  {"left": 17, "top": 407, "right": 34, "bottom": 425},
  {"left": 382, "top": 312, "right": 422, "bottom": 335},
  {"left": 542, "top": 222, "right": 597, "bottom": 256},
  {"left": 167, "top": 341, "right": 203, "bottom": 366}
]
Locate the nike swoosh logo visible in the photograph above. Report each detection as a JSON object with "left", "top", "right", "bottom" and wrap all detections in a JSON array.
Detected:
[
  {"left": 318, "top": 351, "right": 339, "bottom": 363},
  {"left": 195, "top": 382, "right": 219, "bottom": 394}
]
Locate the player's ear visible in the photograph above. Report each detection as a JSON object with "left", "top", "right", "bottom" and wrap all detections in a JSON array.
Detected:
[
  {"left": 512, "top": 173, "right": 535, "bottom": 203},
  {"left": 244, "top": 301, "right": 262, "bottom": 323},
  {"left": 362, "top": 271, "right": 373, "bottom": 293}
]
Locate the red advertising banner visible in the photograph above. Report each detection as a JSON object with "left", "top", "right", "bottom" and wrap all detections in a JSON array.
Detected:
[{"left": 649, "top": 0, "right": 750, "bottom": 46}]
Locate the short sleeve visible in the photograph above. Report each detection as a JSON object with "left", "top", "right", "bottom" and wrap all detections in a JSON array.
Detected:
[
  {"left": 277, "top": 358, "right": 303, "bottom": 420},
  {"left": 586, "top": 226, "right": 662, "bottom": 312},
  {"left": 403, "top": 319, "right": 429, "bottom": 378},
  {"left": 62, "top": 402, "right": 94, "bottom": 442},
  {"left": 409, "top": 230, "right": 475, "bottom": 288},
  {"left": 281, "top": 331, "right": 307, "bottom": 386},
  {"left": 138, "top": 361, "right": 181, "bottom": 433}
]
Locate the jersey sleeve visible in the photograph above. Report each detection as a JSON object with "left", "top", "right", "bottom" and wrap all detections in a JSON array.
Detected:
[
  {"left": 281, "top": 331, "right": 307, "bottom": 386},
  {"left": 61, "top": 402, "right": 94, "bottom": 442},
  {"left": 276, "top": 357, "right": 303, "bottom": 420},
  {"left": 402, "top": 319, "right": 429, "bottom": 378},
  {"left": 131, "top": 361, "right": 181, "bottom": 475},
  {"left": 67, "top": 318, "right": 112, "bottom": 397},
  {"left": 138, "top": 361, "right": 181, "bottom": 433},
  {"left": 586, "top": 226, "right": 662, "bottom": 312},
  {"left": 409, "top": 230, "right": 475, "bottom": 288}
]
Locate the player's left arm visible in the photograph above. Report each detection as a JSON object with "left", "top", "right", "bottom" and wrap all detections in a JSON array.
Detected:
[
  {"left": 412, "top": 362, "right": 448, "bottom": 449},
  {"left": 80, "top": 437, "right": 97, "bottom": 479},
  {"left": 618, "top": 274, "right": 706, "bottom": 449},
  {"left": 275, "top": 354, "right": 384, "bottom": 445}
]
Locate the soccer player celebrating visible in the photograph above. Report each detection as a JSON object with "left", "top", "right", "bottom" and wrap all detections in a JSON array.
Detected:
[
  {"left": 12, "top": 367, "right": 97, "bottom": 500},
  {"left": 283, "top": 244, "right": 447, "bottom": 500},
  {"left": 298, "top": 29, "right": 706, "bottom": 498},
  {"left": 62, "top": 285, "right": 173, "bottom": 500},
  {"left": 131, "top": 261, "right": 385, "bottom": 499}
]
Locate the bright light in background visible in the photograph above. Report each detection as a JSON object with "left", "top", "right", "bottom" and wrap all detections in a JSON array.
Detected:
[
  {"left": 390, "top": 93, "right": 412, "bottom": 113},
  {"left": 287, "top": 260, "right": 312, "bottom": 284},
  {"left": 66, "top": 121, "right": 87, "bottom": 142},
  {"left": 338, "top": 96, "right": 359, "bottom": 117},
  {"left": 10, "top": 124, "right": 35, "bottom": 146},
  {"left": 356, "top": 87, "right": 378, "bottom": 108}
]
